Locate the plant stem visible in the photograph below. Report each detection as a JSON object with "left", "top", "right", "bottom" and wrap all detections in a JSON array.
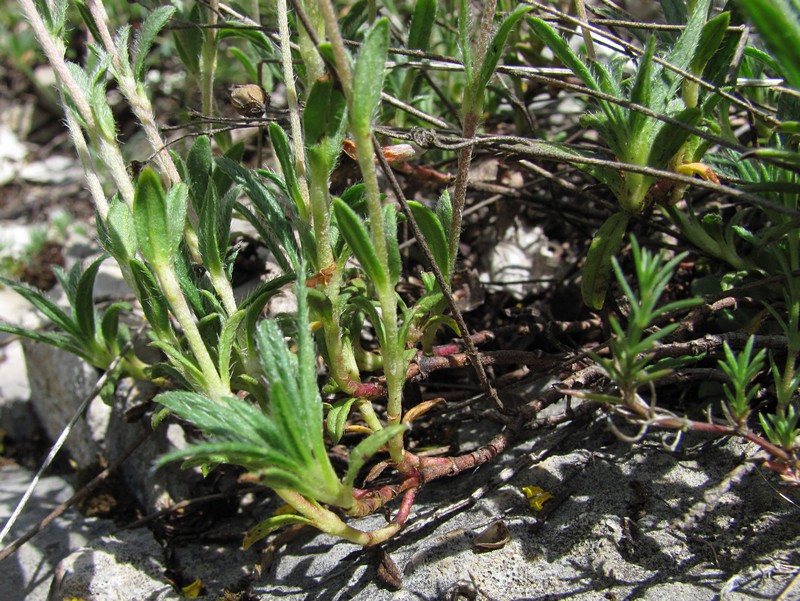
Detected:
[
  {"left": 319, "top": 0, "right": 405, "bottom": 463},
  {"left": 86, "top": 0, "right": 181, "bottom": 185},
  {"left": 201, "top": 0, "right": 219, "bottom": 132},
  {"left": 275, "top": 488, "right": 401, "bottom": 546},
  {"left": 448, "top": 0, "right": 497, "bottom": 276},
  {"left": 277, "top": 0, "right": 311, "bottom": 217},
  {"left": 18, "top": 0, "right": 135, "bottom": 208},
  {"left": 155, "top": 264, "right": 227, "bottom": 401}
]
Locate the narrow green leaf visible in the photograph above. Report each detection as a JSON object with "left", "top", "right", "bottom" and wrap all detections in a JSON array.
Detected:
[
  {"left": 739, "top": 0, "right": 800, "bottom": 90},
  {"left": 408, "top": 201, "right": 449, "bottom": 278},
  {"left": 114, "top": 25, "right": 132, "bottom": 74},
  {"left": 629, "top": 36, "right": 655, "bottom": 138},
  {"left": 217, "top": 157, "right": 300, "bottom": 270},
  {"left": 352, "top": 18, "right": 389, "bottom": 134},
  {"left": 74, "top": 254, "right": 107, "bottom": 340},
  {"left": 133, "top": 168, "right": 168, "bottom": 265},
  {"left": 383, "top": 204, "right": 401, "bottom": 286},
  {"left": 408, "top": 0, "right": 437, "bottom": 51},
  {"left": 527, "top": 17, "right": 601, "bottom": 93},
  {"left": 327, "top": 397, "right": 357, "bottom": 444},
  {"left": 647, "top": 107, "right": 702, "bottom": 169},
  {"left": 171, "top": 4, "right": 203, "bottom": 75},
  {"left": 151, "top": 342, "right": 208, "bottom": 391},
  {"left": 342, "top": 424, "right": 407, "bottom": 490},
  {"left": 129, "top": 259, "right": 172, "bottom": 339},
  {"left": 474, "top": 6, "right": 533, "bottom": 107},
  {"left": 0, "top": 276, "right": 80, "bottom": 339},
  {"left": 165, "top": 182, "right": 188, "bottom": 258},
  {"left": 269, "top": 123, "right": 304, "bottom": 214},
  {"left": 132, "top": 6, "right": 176, "bottom": 80},
  {"left": 332, "top": 198, "right": 387, "bottom": 289},
  {"left": 303, "top": 77, "right": 347, "bottom": 146},
  {"left": 581, "top": 212, "right": 630, "bottom": 310},
  {"left": 663, "top": 0, "right": 713, "bottom": 92},
  {"left": 100, "top": 301, "right": 131, "bottom": 348},
  {"left": 91, "top": 82, "right": 117, "bottom": 142},
  {"left": 187, "top": 135, "right": 212, "bottom": 213},
  {"left": 228, "top": 47, "right": 259, "bottom": 84},
  {"left": 691, "top": 12, "right": 731, "bottom": 75},
  {"left": 0, "top": 323, "right": 79, "bottom": 356},
  {"left": 73, "top": 1, "right": 102, "bottom": 49},
  {"left": 348, "top": 295, "right": 387, "bottom": 349},
  {"left": 198, "top": 185, "right": 223, "bottom": 275},
  {"left": 218, "top": 310, "right": 246, "bottom": 386},
  {"left": 243, "top": 514, "right": 315, "bottom": 550},
  {"left": 435, "top": 190, "right": 452, "bottom": 243}
]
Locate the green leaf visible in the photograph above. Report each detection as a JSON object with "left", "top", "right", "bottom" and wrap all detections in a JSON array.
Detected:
[
  {"left": 269, "top": 123, "right": 305, "bottom": 215},
  {"left": 172, "top": 4, "right": 203, "bottom": 75},
  {"left": 228, "top": 48, "right": 259, "bottom": 84},
  {"left": 332, "top": 198, "right": 387, "bottom": 289},
  {"left": 303, "top": 77, "right": 347, "bottom": 146},
  {"left": 151, "top": 342, "right": 208, "bottom": 391},
  {"left": 243, "top": 514, "right": 315, "bottom": 550},
  {"left": 408, "top": 201, "right": 449, "bottom": 278},
  {"left": 473, "top": 6, "right": 533, "bottom": 109},
  {"left": 73, "top": 1, "right": 102, "bottom": 50},
  {"left": 0, "top": 323, "right": 88, "bottom": 361},
  {"left": 435, "top": 189, "right": 452, "bottom": 244},
  {"left": 165, "top": 182, "right": 188, "bottom": 259},
  {"left": 662, "top": 0, "right": 713, "bottom": 93},
  {"left": 408, "top": 0, "right": 437, "bottom": 51},
  {"left": 129, "top": 259, "right": 172, "bottom": 339},
  {"left": 527, "top": 17, "right": 601, "bottom": 94},
  {"left": 198, "top": 185, "right": 223, "bottom": 275},
  {"left": 352, "top": 18, "right": 389, "bottom": 135},
  {"left": 629, "top": 36, "right": 655, "bottom": 138},
  {"left": 103, "top": 195, "right": 137, "bottom": 262},
  {"left": 74, "top": 254, "right": 107, "bottom": 340},
  {"left": 327, "top": 397, "right": 357, "bottom": 444},
  {"left": 187, "top": 135, "right": 212, "bottom": 214},
  {"left": 342, "top": 424, "right": 407, "bottom": 490},
  {"left": 218, "top": 310, "right": 246, "bottom": 387},
  {"left": 0, "top": 276, "right": 80, "bottom": 339},
  {"left": 581, "top": 212, "right": 630, "bottom": 310},
  {"left": 383, "top": 204, "right": 401, "bottom": 286},
  {"left": 133, "top": 168, "right": 168, "bottom": 266},
  {"left": 132, "top": 5, "right": 176, "bottom": 80},
  {"left": 738, "top": 0, "right": 800, "bottom": 90},
  {"left": 91, "top": 81, "right": 117, "bottom": 142},
  {"left": 647, "top": 107, "right": 702, "bottom": 169},
  {"left": 691, "top": 11, "right": 731, "bottom": 75},
  {"left": 100, "top": 301, "right": 131, "bottom": 349},
  {"left": 217, "top": 157, "right": 300, "bottom": 271}
]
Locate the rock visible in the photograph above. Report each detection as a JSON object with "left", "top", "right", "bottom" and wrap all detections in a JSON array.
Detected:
[
  {"left": 0, "top": 340, "right": 34, "bottom": 439},
  {"left": 19, "top": 155, "right": 83, "bottom": 185},
  {"left": 0, "top": 125, "right": 27, "bottom": 186},
  {"left": 105, "top": 379, "right": 199, "bottom": 514},
  {"left": 48, "top": 528, "right": 176, "bottom": 601},
  {"left": 480, "top": 225, "right": 571, "bottom": 299},
  {"left": 0, "top": 465, "right": 112, "bottom": 601},
  {"left": 22, "top": 340, "right": 110, "bottom": 469}
]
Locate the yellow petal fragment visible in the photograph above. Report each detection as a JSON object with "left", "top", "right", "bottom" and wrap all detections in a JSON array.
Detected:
[
  {"left": 522, "top": 485, "right": 554, "bottom": 511},
  {"left": 181, "top": 579, "right": 204, "bottom": 599},
  {"left": 675, "top": 162, "right": 720, "bottom": 184}
]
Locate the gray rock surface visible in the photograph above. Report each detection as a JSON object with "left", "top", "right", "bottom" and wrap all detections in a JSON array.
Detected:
[
  {"left": 29, "top": 417, "right": 797, "bottom": 601},
  {"left": 0, "top": 465, "right": 112, "bottom": 601},
  {"left": 22, "top": 340, "right": 109, "bottom": 468}
]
